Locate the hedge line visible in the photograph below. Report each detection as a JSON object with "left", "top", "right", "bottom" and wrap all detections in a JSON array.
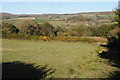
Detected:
[{"left": 2, "top": 33, "right": 107, "bottom": 43}]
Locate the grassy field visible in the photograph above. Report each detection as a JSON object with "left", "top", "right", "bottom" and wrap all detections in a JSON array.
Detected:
[
  {"left": 33, "top": 19, "right": 51, "bottom": 23},
  {"left": 2, "top": 39, "right": 116, "bottom": 78}
]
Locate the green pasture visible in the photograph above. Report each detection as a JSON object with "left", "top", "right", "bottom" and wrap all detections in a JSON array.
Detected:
[
  {"left": 33, "top": 19, "right": 51, "bottom": 23},
  {"left": 2, "top": 39, "right": 116, "bottom": 78}
]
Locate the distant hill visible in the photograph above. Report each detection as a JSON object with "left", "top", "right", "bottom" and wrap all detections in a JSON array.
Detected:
[
  {"left": 0, "top": 13, "right": 18, "bottom": 19},
  {"left": 0, "top": 11, "right": 114, "bottom": 19},
  {"left": 1, "top": 11, "right": 115, "bottom": 27},
  {"left": 0, "top": 13, "right": 17, "bottom": 16}
]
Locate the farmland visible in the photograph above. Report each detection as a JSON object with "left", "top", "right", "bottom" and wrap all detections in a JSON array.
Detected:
[
  {"left": 2, "top": 39, "right": 116, "bottom": 78},
  {"left": 1, "top": 1, "right": 120, "bottom": 79},
  {"left": 1, "top": 11, "right": 115, "bottom": 28}
]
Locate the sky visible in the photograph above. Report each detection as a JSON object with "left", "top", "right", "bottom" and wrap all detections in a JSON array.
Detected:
[
  {"left": 1, "top": 2, "right": 118, "bottom": 14},
  {"left": 1, "top": 0, "right": 118, "bottom": 2}
]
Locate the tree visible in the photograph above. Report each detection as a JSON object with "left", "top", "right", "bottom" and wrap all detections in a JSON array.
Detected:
[
  {"left": 107, "top": 9, "right": 120, "bottom": 48},
  {"left": 9, "top": 24, "right": 19, "bottom": 34},
  {"left": 99, "top": 8, "right": 120, "bottom": 69},
  {"left": 70, "top": 25, "right": 91, "bottom": 37},
  {"left": 26, "top": 24, "right": 43, "bottom": 36},
  {"left": 114, "top": 9, "right": 120, "bottom": 27},
  {"left": 14, "top": 20, "right": 38, "bottom": 35},
  {"left": 54, "top": 26, "right": 64, "bottom": 36},
  {"left": 89, "top": 24, "right": 116, "bottom": 37},
  {"left": 40, "top": 22, "right": 54, "bottom": 36}
]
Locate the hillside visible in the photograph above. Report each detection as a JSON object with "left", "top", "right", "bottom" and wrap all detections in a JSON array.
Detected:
[
  {"left": 0, "top": 11, "right": 114, "bottom": 19},
  {"left": 1, "top": 11, "right": 116, "bottom": 28},
  {"left": 0, "top": 13, "right": 18, "bottom": 19}
]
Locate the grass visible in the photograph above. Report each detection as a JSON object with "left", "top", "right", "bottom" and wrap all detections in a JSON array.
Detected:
[
  {"left": 49, "top": 21, "right": 84, "bottom": 27},
  {"left": 33, "top": 19, "right": 51, "bottom": 22},
  {"left": 3, "top": 20, "right": 18, "bottom": 23},
  {"left": 2, "top": 39, "right": 116, "bottom": 78},
  {"left": 3, "top": 17, "right": 35, "bottom": 24}
]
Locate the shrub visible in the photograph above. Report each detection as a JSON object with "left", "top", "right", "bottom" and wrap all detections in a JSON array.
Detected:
[{"left": 2, "top": 22, "right": 19, "bottom": 34}]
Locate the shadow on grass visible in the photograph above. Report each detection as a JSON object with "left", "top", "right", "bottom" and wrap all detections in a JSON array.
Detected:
[
  {"left": 99, "top": 33, "right": 120, "bottom": 78},
  {"left": 109, "top": 71, "right": 120, "bottom": 79},
  {"left": 2, "top": 61, "right": 56, "bottom": 80},
  {"left": 99, "top": 37, "right": 120, "bottom": 68}
]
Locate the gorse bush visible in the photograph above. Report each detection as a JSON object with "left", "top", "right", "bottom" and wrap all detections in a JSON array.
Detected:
[
  {"left": 2, "top": 33, "right": 40, "bottom": 40},
  {"left": 2, "top": 21, "right": 57, "bottom": 36},
  {"left": 2, "top": 19, "right": 116, "bottom": 38},
  {"left": 2, "top": 33, "right": 107, "bottom": 43},
  {"left": 69, "top": 25, "right": 91, "bottom": 37},
  {"left": 2, "top": 18, "right": 115, "bottom": 44},
  {"left": 14, "top": 20, "right": 38, "bottom": 35},
  {"left": 90, "top": 24, "right": 116, "bottom": 38},
  {"left": 2, "top": 22, "right": 19, "bottom": 34},
  {"left": 40, "top": 22, "right": 55, "bottom": 36}
]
